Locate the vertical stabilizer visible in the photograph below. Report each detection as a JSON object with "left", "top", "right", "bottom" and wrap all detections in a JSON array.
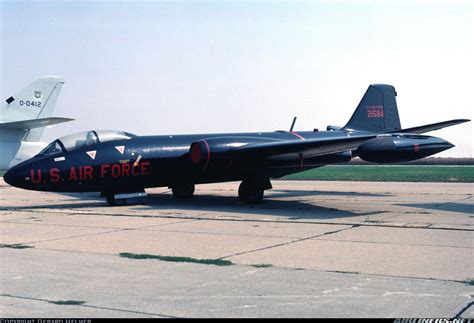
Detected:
[
  {"left": 343, "top": 84, "right": 401, "bottom": 133},
  {"left": 1, "top": 76, "right": 65, "bottom": 141}
]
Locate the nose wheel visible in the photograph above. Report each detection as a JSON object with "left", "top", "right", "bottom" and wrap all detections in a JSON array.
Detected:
[{"left": 171, "top": 183, "right": 195, "bottom": 199}]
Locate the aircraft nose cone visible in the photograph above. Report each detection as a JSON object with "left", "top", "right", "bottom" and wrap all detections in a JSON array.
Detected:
[
  {"left": 4, "top": 164, "right": 28, "bottom": 189},
  {"left": 4, "top": 167, "right": 16, "bottom": 186}
]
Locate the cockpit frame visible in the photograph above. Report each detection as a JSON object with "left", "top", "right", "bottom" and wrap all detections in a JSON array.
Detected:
[{"left": 37, "top": 130, "right": 136, "bottom": 156}]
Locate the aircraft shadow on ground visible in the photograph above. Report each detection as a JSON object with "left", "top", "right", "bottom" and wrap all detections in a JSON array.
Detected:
[
  {"left": 269, "top": 189, "right": 392, "bottom": 198},
  {"left": 132, "top": 190, "right": 386, "bottom": 219},
  {"left": 396, "top": 203, "right": 473, "bottom": 215},
  {"left": 0, "top": 192, "right": 104, "bottom": 211},
  {"left": 1, "top": 189, "right": 390, "bottom": 219}
]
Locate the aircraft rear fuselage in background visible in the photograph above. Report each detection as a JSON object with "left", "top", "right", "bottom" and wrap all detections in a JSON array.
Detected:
[
  {"left": 4, "top": 84, "right": 470, "bottom": 205},
  {"left": 0, "top": 76, "right": 73, "bottom": 170}
]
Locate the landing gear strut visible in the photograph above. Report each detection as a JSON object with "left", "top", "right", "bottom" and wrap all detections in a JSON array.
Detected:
[
  {"left": 238, "top": 178, "right": 272, "bottom": 204},
  {"left": 105, "top": 194, "right": 127, "bottom": 206},
  {"left": 171, "top": 183, "right": 195, "bottom": 199}
]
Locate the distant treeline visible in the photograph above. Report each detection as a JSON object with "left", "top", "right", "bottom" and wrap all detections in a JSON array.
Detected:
[{"left": 350, "top": 157, "right": 474, "bottom": 165}]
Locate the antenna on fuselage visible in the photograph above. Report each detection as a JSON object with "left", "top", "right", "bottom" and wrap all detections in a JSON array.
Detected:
[{"left": 289, "top": 116, "right": 297, "bottom": 132}]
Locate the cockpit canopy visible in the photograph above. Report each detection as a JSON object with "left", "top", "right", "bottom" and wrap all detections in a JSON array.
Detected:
[{"left": 37, "top": 130, "right": 136, "bottom": 156}]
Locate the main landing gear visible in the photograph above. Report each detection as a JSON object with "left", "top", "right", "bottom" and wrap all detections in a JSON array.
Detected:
[
  {"left": 171, "top": 183, "right": 195, "bottom": 199},
  {"left": 238, "top": 178, "right": 272, "bottom": 204}
]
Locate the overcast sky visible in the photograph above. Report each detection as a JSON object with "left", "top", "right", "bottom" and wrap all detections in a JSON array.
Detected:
[{"left": 1, "top": 1, "right": 472, "bottom": 157}]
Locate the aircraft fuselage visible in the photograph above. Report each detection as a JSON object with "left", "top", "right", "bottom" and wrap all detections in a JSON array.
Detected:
[
  {"left": 5, "top": 127, "right": 454, "bottom": 195},
  {"left": 6, "top": 130, "right": 355, "bottom": 193}
]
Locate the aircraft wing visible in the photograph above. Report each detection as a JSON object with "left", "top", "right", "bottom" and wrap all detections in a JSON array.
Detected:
[
  {"left": 391, "top": 119, "right": 470, "bottom": 134},
  {"left": 0, "top": 117, "right": 74, "bottom": 131},
  {"left": 229, "top": 134, "right": 375, "bottom": 159}
]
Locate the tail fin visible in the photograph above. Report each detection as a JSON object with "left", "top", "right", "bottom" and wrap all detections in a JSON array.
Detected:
[
  {"left": 1, "top": 76, "right": 65, "bottom": 141},
  {"left": 343, "top": 84, "right": 401, "bottom": 133},
  {"left": 1, "top": 76, "right": 64, "bottom": 123}
]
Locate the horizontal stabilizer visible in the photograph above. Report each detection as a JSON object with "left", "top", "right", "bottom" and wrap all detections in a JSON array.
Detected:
[
  {"left": 392, "top": 119, "right": 470, "bottom": 134},
  {"left": 0, "top": 117, "right": 74, "bottom": 131}
]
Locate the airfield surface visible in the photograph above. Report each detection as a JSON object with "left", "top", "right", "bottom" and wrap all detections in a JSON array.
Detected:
[{"left": 0, "top": 179, "right": 473, "bottom": 318}]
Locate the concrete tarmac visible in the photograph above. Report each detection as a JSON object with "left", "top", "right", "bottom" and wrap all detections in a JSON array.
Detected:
[{"left": 0, "top": 179, "right": 473, "bottom": 318}]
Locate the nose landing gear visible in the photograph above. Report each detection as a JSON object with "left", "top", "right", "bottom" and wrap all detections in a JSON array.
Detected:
[
  {"left": 102, "top": 191, "right": 147, "bottom": 206},
  {"left": 105, "top": 194, "right": 127, "bottom": 206}
]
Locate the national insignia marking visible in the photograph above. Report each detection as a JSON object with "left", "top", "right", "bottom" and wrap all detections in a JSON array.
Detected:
[
  {"left": 115, "top": 146, "right": 125, "bottom": 154},
  {"left": 86, "top": 150, "right": 96, "bottom": 160}
]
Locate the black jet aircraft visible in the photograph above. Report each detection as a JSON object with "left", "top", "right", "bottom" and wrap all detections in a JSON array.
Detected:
[{"left": 4, "top": 84, "right": 469, "bottom": 206}]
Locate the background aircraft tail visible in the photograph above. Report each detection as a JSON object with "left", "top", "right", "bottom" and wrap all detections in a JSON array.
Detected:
[
  {"left": 343, "top": 84, "right": 402, "bottom": 133},
  {"left": 1, "top": 75, "right": 65, "bottom": 141}
]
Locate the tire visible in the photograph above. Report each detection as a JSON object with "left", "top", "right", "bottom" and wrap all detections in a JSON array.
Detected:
[
  {"left": 106, "top": 195, "right": 127, "bottom": 206},
  {"left": 238, "top": 180, "right": 264, "bottom": 204},
  {"left": 171, "top": 183, "right": 195, "bottom": 199}
]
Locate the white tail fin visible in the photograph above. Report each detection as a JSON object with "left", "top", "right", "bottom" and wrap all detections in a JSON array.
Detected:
[{"left": 1, "top": 76, "right": 65, "bottom": 141}]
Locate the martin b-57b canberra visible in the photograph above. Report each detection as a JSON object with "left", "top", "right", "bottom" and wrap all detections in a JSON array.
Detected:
[{"left": 4, "top": 84, "right": 469, "bottom": 205}]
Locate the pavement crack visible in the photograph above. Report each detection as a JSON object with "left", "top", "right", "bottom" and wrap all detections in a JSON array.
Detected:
[
  {"left": 4, "top": 207, "right": 472, "bottom": 231},
  {"left": 0, "top": 294, "right": 176, "bottom": 318},
  {"left": 314, "top": 238, "right": 472, "bottom": 250},
  {"left": 217, "top": 225, "right": 359, "bottom": 260},
  {"left": 2, "top": 207, "right": 473, "bottom": 231},
  {"left": 22, "top": 228, "right": 129, "bottom": 245},
  {"left": 453, "top": 300, "right": 474, "bottom": 318}
]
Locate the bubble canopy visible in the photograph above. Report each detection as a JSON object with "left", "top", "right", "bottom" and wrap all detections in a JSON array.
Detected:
[{"left": 37, "top": 130, "right": 136, "bottom": 156}]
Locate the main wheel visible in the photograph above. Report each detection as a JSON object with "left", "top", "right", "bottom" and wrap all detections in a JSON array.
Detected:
[
  {"left": 171, "top": 183, "right": 195, "bottom": 199},
  {"left": 238, "top": 180, "right": 264, "bottom": 204},
  {"left": 106, "top": 194, "right": 127, "bottom": 206}
]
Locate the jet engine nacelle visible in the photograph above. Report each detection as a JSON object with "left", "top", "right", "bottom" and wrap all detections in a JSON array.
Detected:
[
  {"left": 189, "top": 136, "right": 276, "bottom": 171},
  {"left": 357, "top": 134, "right": 454, "bottom": 163}
]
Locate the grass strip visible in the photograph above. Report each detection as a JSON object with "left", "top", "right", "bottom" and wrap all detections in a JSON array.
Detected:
[
  {"left": 283, "top": 165, "right": 474, "bottom": 182},
  {"left": 48, "top": 300, "right": 86, "bottom": 306},
  {"left": 0, "top": 244, "right": 34, "bottom": 249},
  {"left": 119, "top": 252, "right": 233, "bottom": 266}
]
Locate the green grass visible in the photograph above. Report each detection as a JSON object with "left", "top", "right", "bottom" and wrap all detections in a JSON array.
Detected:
[
  {"left": 119, "top": 252, "right": 234, "bottom": 266},
  {"left": 0, "top": 244, "right": 34, "bottom": 249},
  {"left": 250, "top": 264, "right": 273, "bottom": 268},
  {"left": 48, "top": 300, "right": 86, "bottom": 306},
  {"left": 282, "top": 165, "right": 474, "bottom": 182},
  {"left": 465, "top": 279, "right": 474, "bottom": 286}
]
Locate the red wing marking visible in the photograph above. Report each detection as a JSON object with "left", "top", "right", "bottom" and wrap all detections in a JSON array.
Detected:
[{"left": 289, "top": 131, "right": 305, "bottom": 140}]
